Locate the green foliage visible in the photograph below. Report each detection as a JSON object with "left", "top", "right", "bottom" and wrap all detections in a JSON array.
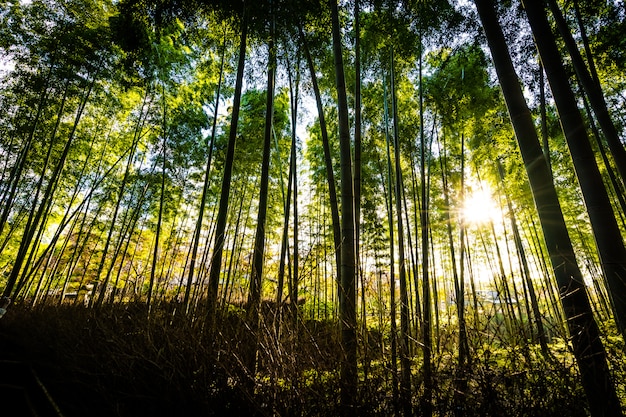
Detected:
[{"left": 1, "top": 0, "right": 625, "bottom": 414}]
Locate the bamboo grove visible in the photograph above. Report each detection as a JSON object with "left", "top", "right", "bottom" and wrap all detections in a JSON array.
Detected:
[{"left": 1, "top": 0, "right": 626, "bottom": 415}]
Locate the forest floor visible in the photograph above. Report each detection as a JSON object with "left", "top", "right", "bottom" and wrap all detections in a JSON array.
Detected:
[{"left": 0, "top": 302, "right": 620, "bottom": 417}]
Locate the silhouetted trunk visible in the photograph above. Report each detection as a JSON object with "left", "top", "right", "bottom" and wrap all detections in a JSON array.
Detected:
[
  {"left": 206, "top": 7, "right": 248, "bottom": 323},
  {"left": 5, "top": 68, "right": 97, "bottom": 299},
  {"left": 147, "top": 86, "right": 167, "bottom": 314},
  {"left": 447, "top": 130, "right": 468, "bottom": 415},
  {"left": 390, "top": 48, "right": 411, "bottom": 415},
  {"left": 300, "top": 27, "right": 341, "bottom": 281},
  {"left": 524, "top": 0, "right": 626, "bottom": 338},
  {"left": 276, "top": 87, "right": 294, "bottom": 313},
  {"left": 183, "top": 28, "right": 226, "bottom": 314},
  {"left": 546, "top": 0, "right": 626, "bottom": 190},
  {"left": 354, "top": 0, "right": 362, "bottom": 312},
  {"left": 498, "top": 162, "right": 550, "bottom": 356},
  {"left": 419, "top": 35, "right": 433, "bottom": 417},
  {"left": 539, "top": 63, "right": 551, "bottom": 173},
  {"left": 383, "top": 75, "right": 399, "bottom": 405},
  {"left": 287, "top": 50, "right": 300, "bottom": 323},
  {"left": 0, "top": 55, "right": 56, "bottom": 241},
  {"left": 474, "top": 1, "right": 622, "bottom": 415},
  {"left": 331, "top": 0, "right": 357, "bottom": 411},
  {"left": 92, "top": 88, "right": 149, "bottom": 307},
  {"left": 246, "top": 13, "right": 276, "bottom": 381}
]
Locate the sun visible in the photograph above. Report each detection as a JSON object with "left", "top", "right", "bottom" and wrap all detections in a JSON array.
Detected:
[{"left": 462, "top": 187, "right": 501, "bottom": 225}]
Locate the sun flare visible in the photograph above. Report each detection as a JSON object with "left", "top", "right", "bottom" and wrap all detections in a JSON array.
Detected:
[{"left": 462, "top": 187, "right": 501, "bottom": 225}]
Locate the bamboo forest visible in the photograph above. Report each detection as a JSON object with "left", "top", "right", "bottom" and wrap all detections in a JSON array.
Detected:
[{"left": 1, "top": 0, "right": 626, "bottom": 415}]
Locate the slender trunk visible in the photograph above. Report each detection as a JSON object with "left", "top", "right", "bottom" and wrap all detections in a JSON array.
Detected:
[
  {"left": 0, "top": 56, "right": 56, "bottom": 239},
  {"left": 390, "top": 48, "right": 412, "bottom": 415},
  {"left": 183, "top": 28, "right": 227, "bottom": 314},
  {"left": 354, "top": 0, "right": 362, "bottom": 316},
  {"left": 419, "top": 39, "right": 433, "bottom": 417},
  {"left": 409, "top": 148, "right": 423, "bottom": 328},
  {"left": 246, "top": 15, "right": 276, "bottom": 382},
  {"left": 383, "top": 76, "right": 399, "bottom": 405},
  {"left": 92, "top": 89, "right": 149, "bottom": 307},
  {"left": 288, "top": 50, "right": 300, "bottom": 324},
  {"left": 474, "top": 1, "right": 621, "bottom": 414},
  {"left": 330, "top": 0, "right": 358, "bottom": 410},
  {"left": 300, "top": 27, "right": 342, "bottom": 280},
  {"left": 276, "top": 132, "right": 294, "bottom": 310},
  {"left": 19, "top": 120, "right": 106, "bottom": 296},
  {"left": 148, "top": 83, "right": 168, "bottom": 314},
  {"left": 539, "top": 63, "right": 551, "bottom": 174},
  {"left": 572, "top": 0, "right": 600, "bottom": 88},
  {"left": 498, "top": 163, "right": 549, "bottom": 353},
  {"left": 207, "top": 7, "right": 248, "bottom": 323},
  {"left": 6, "top": 69, "right": 97, "bottom": 298},
  {"left": 10, "top": 78, "right": 71, "bottom": 290},
  {"left": 445, "top": 129, "right": 468, "bottom": 414},
  {"left": 580, "top": 88, "right": 626, "bottom": 224}
]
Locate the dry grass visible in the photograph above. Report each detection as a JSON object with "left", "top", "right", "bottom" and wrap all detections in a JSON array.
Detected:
[{"left": 0, "top": 301, "right": 610, "bottom": 416}]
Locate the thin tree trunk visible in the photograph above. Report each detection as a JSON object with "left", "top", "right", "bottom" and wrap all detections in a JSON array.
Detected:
[
  {"left": 579, "top": 87, "right": 626, "bottom": 224},
  {"left": 330, "top": 0, "right": 358, "bottom": 410},
  {"left": 383, "top": 76, "right": 399, "bottom": 406},
  {"left": 0, "top": 56, "right": 56, "bottom": 240},
  {"left": 287, "top": 49, "right": 300, "bottom": 324},
  {"left": 92, "top": 89, "right": 149, "bottom": 307},
  {"left": 354, "top": 0, "right": 362, "bottom": 321},
  {"left": 246, "top": 13, "right": 276, "bottom": 382},
  {"left": 147, "top": 83, "right": 168, "bottom": 314},
  {"left": 539, "top": 63, "right": 551, "bottom": 173},
  {"left": 300, "top": 26, "right": 342, "bottom": 282},
  {"left": 183, "top": 28, "right": 226, "bottom": 314},
  {"left": 572, "top": 0, "right": 601, "bottom": 88},
  {"left": 390, "top": 48, "right": 412, "bottom": 415},
  {"left": 499, "top": 162, "right": 550, "bottom": 356},
  {"left": 276, "top": 132, "right": 294, "bottom": 311},
  {"left": 419, "top": 36, "right": 433, "bottom": 417},
  {"left": 5, "top": 68, "right": 97, "bottom": 299},
  {"left": 206, "top": 7, "right": 248, "bottom": 324}
]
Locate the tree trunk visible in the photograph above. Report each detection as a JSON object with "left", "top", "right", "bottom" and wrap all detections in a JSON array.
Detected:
[
  {"left": 300, "top": 26, "right": 342, "bottom": 283},
  {"left": 354, "top": 0, "right": 362, "bottom": 319},
  {"left": 383, "top": 75, "right": 399, "bottom": 406},
  {"left": 246, "top": 13, "right": 276, "bottom": 381},
  {"left": 147, "top": 82, "right": 168, "bottom": 314},
  {"left": 498, "top": 162, "right": 550, "bottom": 356},
  {"left": 546, "top": 0, "right": 626, "bottom": 189},
  {"left": 524, "top": 0, "right": 626, "bottom": 338},
  {"left": 287, "top": 50, "right": 300, "bottom": 324},
  {"left": 0, "top": 56, "right": 56, "bottom": 241},
  {"left": 92, "top": 89, "right": 149, "bottom": 307},
  {"left": 330, "top": 0, "right": 357, "bottom": 411},
  {"left": 474, "top": 1, "right": 622, "bottom": 415},
  {"left": 419, "top": 36, "right": 433, "bottom": 417},
  {"left": 5, "top": 69, "right": 97, "bottom": 299},
  {"left": 390, "top": 48, "right": 412, "bottom": 415},
  {"left": 206, "top": 7, "right": 248, "bottom": 323},
  {"left": 183, "top": 28, "right": 226, "bottom": 314}
]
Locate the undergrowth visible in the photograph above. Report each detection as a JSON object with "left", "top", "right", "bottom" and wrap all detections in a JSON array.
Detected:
[{"left": 0, "top": 302, "right": 619, "bottom": 416}]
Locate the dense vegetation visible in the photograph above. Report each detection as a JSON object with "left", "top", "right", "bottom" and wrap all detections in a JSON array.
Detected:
[{"left": 1, "top": 0, "right": 625, "bottom": 415}]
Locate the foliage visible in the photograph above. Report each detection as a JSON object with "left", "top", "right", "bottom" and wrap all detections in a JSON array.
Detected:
[{"left": 1, "top": 0, "right": 625, "bottom": 414}]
